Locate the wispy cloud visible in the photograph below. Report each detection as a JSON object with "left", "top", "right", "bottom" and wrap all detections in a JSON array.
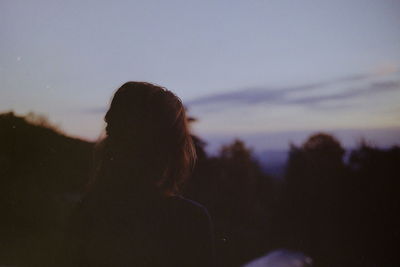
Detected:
[
  {"left": 187, "top": 72, "right": 400, "bottom": 111},
  {"left": 286, "top": 80, "right": 400, "bottom": 106},
  {"left": 82, "top": 71, "right": 400, "bottom": 114}
]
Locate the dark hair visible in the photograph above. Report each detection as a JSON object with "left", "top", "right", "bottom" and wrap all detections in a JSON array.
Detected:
[{"left": 92, "top": 82, "right": 196, "bottom": 196}]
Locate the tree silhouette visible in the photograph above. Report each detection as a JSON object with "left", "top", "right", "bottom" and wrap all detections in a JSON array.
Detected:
[
  {"left": 281, "top": 133, "right": 349, "bottom": 266},
  {"left": 5, "top": 110, "right": 399, "bottom": 266},
  {"left": 346, "top": 143, "right": 400, "bottom": 266},
  {"left": 0, "top": 112, "right": 93, "bottom": 266},
  {"left": 185, "top": 139, "right": 274, "bottom": 266}
]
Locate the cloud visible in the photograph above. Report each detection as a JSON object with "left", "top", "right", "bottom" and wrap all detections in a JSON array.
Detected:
[
  {"left": 187, "top": 73, "right": 400, "bottom": 111},
  {"left": 82, "top": 71, "right": 400, "bottom": 114},
  {"left": 285, "top": 80, "right": 400, "bottom": 106},
  {"left": 373, "top": 62, "right": 399, "bottom": 76}
]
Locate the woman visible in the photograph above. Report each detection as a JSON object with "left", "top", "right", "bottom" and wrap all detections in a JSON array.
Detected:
[{"left": 67, "top": 82, "right": 215, "bottom": 266}]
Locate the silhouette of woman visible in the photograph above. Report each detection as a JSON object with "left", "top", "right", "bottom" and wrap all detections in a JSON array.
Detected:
[{"left": 66, "top": 82, "right": 215, "bottom": 266}]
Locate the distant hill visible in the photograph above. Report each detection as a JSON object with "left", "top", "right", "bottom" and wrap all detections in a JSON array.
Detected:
[
  {"left": 0, "top": 111, "right": 94, "bottom": 265},
  {"left": 0, "top": 111, "right": 94, "bottom": 193}
]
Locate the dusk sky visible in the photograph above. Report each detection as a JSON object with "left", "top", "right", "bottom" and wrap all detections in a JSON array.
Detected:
[{"left": 1, "top": 0, "right": 399, "bottom": 151}]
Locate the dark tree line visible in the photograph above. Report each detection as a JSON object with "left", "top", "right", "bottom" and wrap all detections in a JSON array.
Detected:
[
  {"left": 184, "top": 139, "right": 274, "bottom": 266},
  {"left": 185, "top": 132, "right": 400, "bottom": 266},
  {"left": 1, "top": 112, "right": 399, "bottom": 266},
  {"left": 0, "top": 112, "right": 93, "bottom": 266},
  {"left": 276, "top": 134, "right": 400, "bottom": 266}
]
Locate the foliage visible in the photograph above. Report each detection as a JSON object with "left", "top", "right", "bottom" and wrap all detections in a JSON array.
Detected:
[
  {"left": 0, "top": 112, "right": 93, "bottom": 265},
  {"left": 185, "top": 139, "right": 274, "bottom": 265},
  {"left": 277, "top": 133, "right": 400, "bottom": 266},
  {"left": 1, "top": 112, "right": 399, "bottom": 266}
]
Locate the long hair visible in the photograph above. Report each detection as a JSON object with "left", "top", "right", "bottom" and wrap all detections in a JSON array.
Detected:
[{"left": 90, "top": 82, "right": 196, "bottom": 196}]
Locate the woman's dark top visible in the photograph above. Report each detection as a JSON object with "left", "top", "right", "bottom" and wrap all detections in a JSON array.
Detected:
[{"left": 64, "top": 192, "right": 215, "bottom": 267}]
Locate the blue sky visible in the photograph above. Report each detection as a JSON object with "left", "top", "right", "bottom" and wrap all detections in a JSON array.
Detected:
[{"left": 1, "top": 0, "right": 399, "bottom": 150}]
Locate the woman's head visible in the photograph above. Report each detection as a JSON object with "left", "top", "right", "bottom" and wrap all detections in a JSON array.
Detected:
[{"left": 97, "top": 82, "right": 196, "bottom": 195}]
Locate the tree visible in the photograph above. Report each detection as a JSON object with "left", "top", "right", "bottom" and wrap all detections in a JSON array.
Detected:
[
  {"left": 0, "top": 112, "right": 93, "bottom": 266},
  {"left": 184, "top": 138, "right": 275, "bottom": 266},
  {"left": 347, "top": 143, "right": 400, "bottom": 265},
  {"left": 281, "top": 133, "right": 349, "bottom": 266}
]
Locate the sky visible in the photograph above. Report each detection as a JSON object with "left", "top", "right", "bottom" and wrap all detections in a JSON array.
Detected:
[{"left": 1, "top": 0, "right": 400, "bottom": 151}]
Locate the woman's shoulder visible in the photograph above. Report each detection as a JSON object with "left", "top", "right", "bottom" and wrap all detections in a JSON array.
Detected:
[
  {"left": 168, "top": 195, "right": 206, "bottom": 209},
  {"left": 167, "top": 195, "right": 206, "bottom": 209},
  {"left": 163, "top": 196, "right": 216, "bottom": 267},
  {"left": 166, "top": 195, "right": 211, "bottom": 221}
]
